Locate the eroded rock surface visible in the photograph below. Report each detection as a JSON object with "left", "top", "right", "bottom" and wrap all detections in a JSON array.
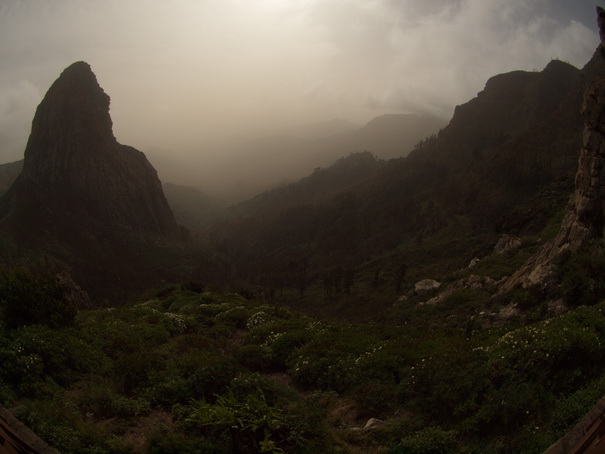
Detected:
[
  {"left": 502, "top": 8, "right": 605, "bottom": 291},
  {"left": 0, "top": 61, "right": 182, "bottom": 239}
]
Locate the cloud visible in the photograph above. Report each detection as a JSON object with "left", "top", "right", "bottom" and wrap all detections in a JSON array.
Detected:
[
  {"left": 0, "top": 80, "right": 41, "bottom": 161},
  {"left": 0, "top": 0, "right": 598, "bottom": 164},
  {"left": 304, "top": 0, "right": 596, "bottom": 117}
]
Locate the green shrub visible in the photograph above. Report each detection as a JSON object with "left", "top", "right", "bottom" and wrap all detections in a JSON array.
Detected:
[
  {"left": 270, "top": 330, "right": 312, "bottom": 369},
  {"left": 80, "top": 380, "right": 149, "bottom": 418},
  {"left": 550, "top": 375, "right": 605, "bottom": 434},
  {"left": 404, "top": 343, "right": 491, "bottom": 423},
  {"left": 2, "top": 325, "right": 105, "bottom": 390},
  {"left": 188, "top": 391, "right": 288, "bottom": 453},
  {"left": 0, "top": 379, "right": 16, "bottom": 405},
  {"left": 229, "top": 373, "right": 295, "bottom": 407},
  {"left": 387, "top": 426, "right": 458, "bottom": 454},
  {"left": 289, "top": 352, "right": 355, "bottom": 393},
  {"left": 0, "top": 266, "right": 76, "bottom": 329},
  {"left": 350, "top": 341, "right": 409, "bottom": 384},
  {"left": 235, "top": 344, "right": 274, "bottom": 371},
  {"left": 14, "top": 399, "right": 91, "bottom": 454},
  {"left": 350, "top": 381, "right": 397, "bottom": 418},
  {"left": 113, "top": 349, "right": 165, "bottom": 393},
  {"left": 215, "top": 306, "right": 251, "bottom": 328},
  {"left": 186, "top": 356, "right": 241, "bottom": 400},
  {"left": 207, "top": 322, "right": 237, "bottom": 339},
  {"left": 440, "top": 288, "right": 489, "bottom": 311},
  {"left": 148, "top": 428, "right": 230, "bottom": 454},
  {"left": 466, "top": 306, "right": 605, "bottom": 434},
  {"left": 555, "top": 245, "right": 605, "bottom": 306},
  {"left": 485, "top": 306, "right": 605, "bottom": 392},
  {"left": 79, "top": 380, "right": 120, "bottom": 418},
  {"left": 188, "top": 387, "right": 328, "bottom": 454}
]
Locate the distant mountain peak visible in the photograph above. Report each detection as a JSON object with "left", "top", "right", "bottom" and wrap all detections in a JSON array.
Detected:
[{"left": 543, "top": 59, "right": 577, "bottom": 73}]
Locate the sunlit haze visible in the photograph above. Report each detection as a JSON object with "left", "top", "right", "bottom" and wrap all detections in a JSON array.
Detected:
[{"left": 0, "top": 0, "right": 598, "bottom": 192}]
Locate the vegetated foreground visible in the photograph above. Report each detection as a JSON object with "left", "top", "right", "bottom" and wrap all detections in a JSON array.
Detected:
[{"left": 2, "top": 246, "right": 605, "bottom": 454}]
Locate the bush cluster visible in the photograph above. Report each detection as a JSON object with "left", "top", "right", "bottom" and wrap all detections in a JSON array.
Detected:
[{"left": 2, "top": 269, "right": 605, "bottom": 453}]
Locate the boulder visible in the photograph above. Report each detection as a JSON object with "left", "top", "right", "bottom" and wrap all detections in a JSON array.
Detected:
[
  {"left": 422, "top": 274, "right": 495, "bottom": 305},
  {"left": 363, "top": 418, "right": 385, "bottom": 430},
  {"left": 494, "top": 234, "right": 522, "bottom": 254},
  {"left": 415, "top": 279, "right": 441, "bottom": 296},
  {"left": 497, "top": 304, "right": 520, "bottom": 322}
]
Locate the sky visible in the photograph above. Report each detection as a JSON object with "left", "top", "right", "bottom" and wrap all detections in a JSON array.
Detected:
[{"left": 0, "top": 0, "right": 600, "bottom": 166}]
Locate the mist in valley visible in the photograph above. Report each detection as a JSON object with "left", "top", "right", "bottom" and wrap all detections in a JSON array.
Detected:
[{"left": 0, "top": 0, "right": 597, "bottom": 204}]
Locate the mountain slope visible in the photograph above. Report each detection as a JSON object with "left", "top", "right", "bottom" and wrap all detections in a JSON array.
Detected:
[
  {"left": 162, "top": 113, "right": 446, "bottom": 203},
  {"left": 162, "top": 182, "right": 218, "bottom": 236},
  {"left": 205, "top": 58, "right": 588, "bottom": 317}
]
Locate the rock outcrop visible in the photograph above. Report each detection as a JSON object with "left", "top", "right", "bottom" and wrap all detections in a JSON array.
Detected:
[
  {"left": 414, "top": 279, "right": 442, "bottom": 296},
  {"left": 501, "top": 8, "right": 605, "bottom": 291},
  {"left": 0, "top": 62, "right": 189, "bottom": 302},
  {"left": 0, "top": 61, "right": 182, "bottom": 239},
  {"left": 493, "top": 234, "right": 522, "bottom": 255},
  {"left": 56, "top": 272, "right": 91, "bottom": 309}
]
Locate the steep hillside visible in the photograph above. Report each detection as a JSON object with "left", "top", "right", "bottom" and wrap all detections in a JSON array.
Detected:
[
  {"left": 164, "top": 113, "right": 445, "bottom": 203},
  {"left": 341, "top": 113, "right": 446, "bottom": 159},
  {"left": 205, "top": 57, "right": 587, "bottom": 319}
]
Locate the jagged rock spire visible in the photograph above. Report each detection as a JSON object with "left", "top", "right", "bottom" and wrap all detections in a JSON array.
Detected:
[
  {"left": 20, "top": 61, "right": 115, "bottom": 183},
  {"left": 1, "top": 61, "right": 183, "bottom": 239}
]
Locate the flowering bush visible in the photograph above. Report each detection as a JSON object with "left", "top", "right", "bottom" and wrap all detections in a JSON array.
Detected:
[{"left": 486, "top": 306, "right": 605, "bottom": 391}]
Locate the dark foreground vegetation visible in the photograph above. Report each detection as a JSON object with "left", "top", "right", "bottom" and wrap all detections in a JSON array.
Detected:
[{"left": 2, "top": 243, "right": 605, "bottom": 454}]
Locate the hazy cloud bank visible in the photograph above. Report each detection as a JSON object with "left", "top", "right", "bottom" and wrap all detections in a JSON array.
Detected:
[{"left": 0, "top": 0, "right": 598, "bottom": 164}]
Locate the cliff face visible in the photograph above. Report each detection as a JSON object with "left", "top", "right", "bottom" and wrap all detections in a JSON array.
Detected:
[
  {"left": 1, "top": 61, "right": 182, "bottom": 238},
  {"left": 561, "top": 78, "right": 605, "bottom": 246},
  {"left": 442, "top": 60, "right": 581, "bottom": 153},
  {"left": 502, "top": 8, "right": 605, "bottom": 290},
  {"left": 0, "top": 62, "right": 188, "bottom": 302}
]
